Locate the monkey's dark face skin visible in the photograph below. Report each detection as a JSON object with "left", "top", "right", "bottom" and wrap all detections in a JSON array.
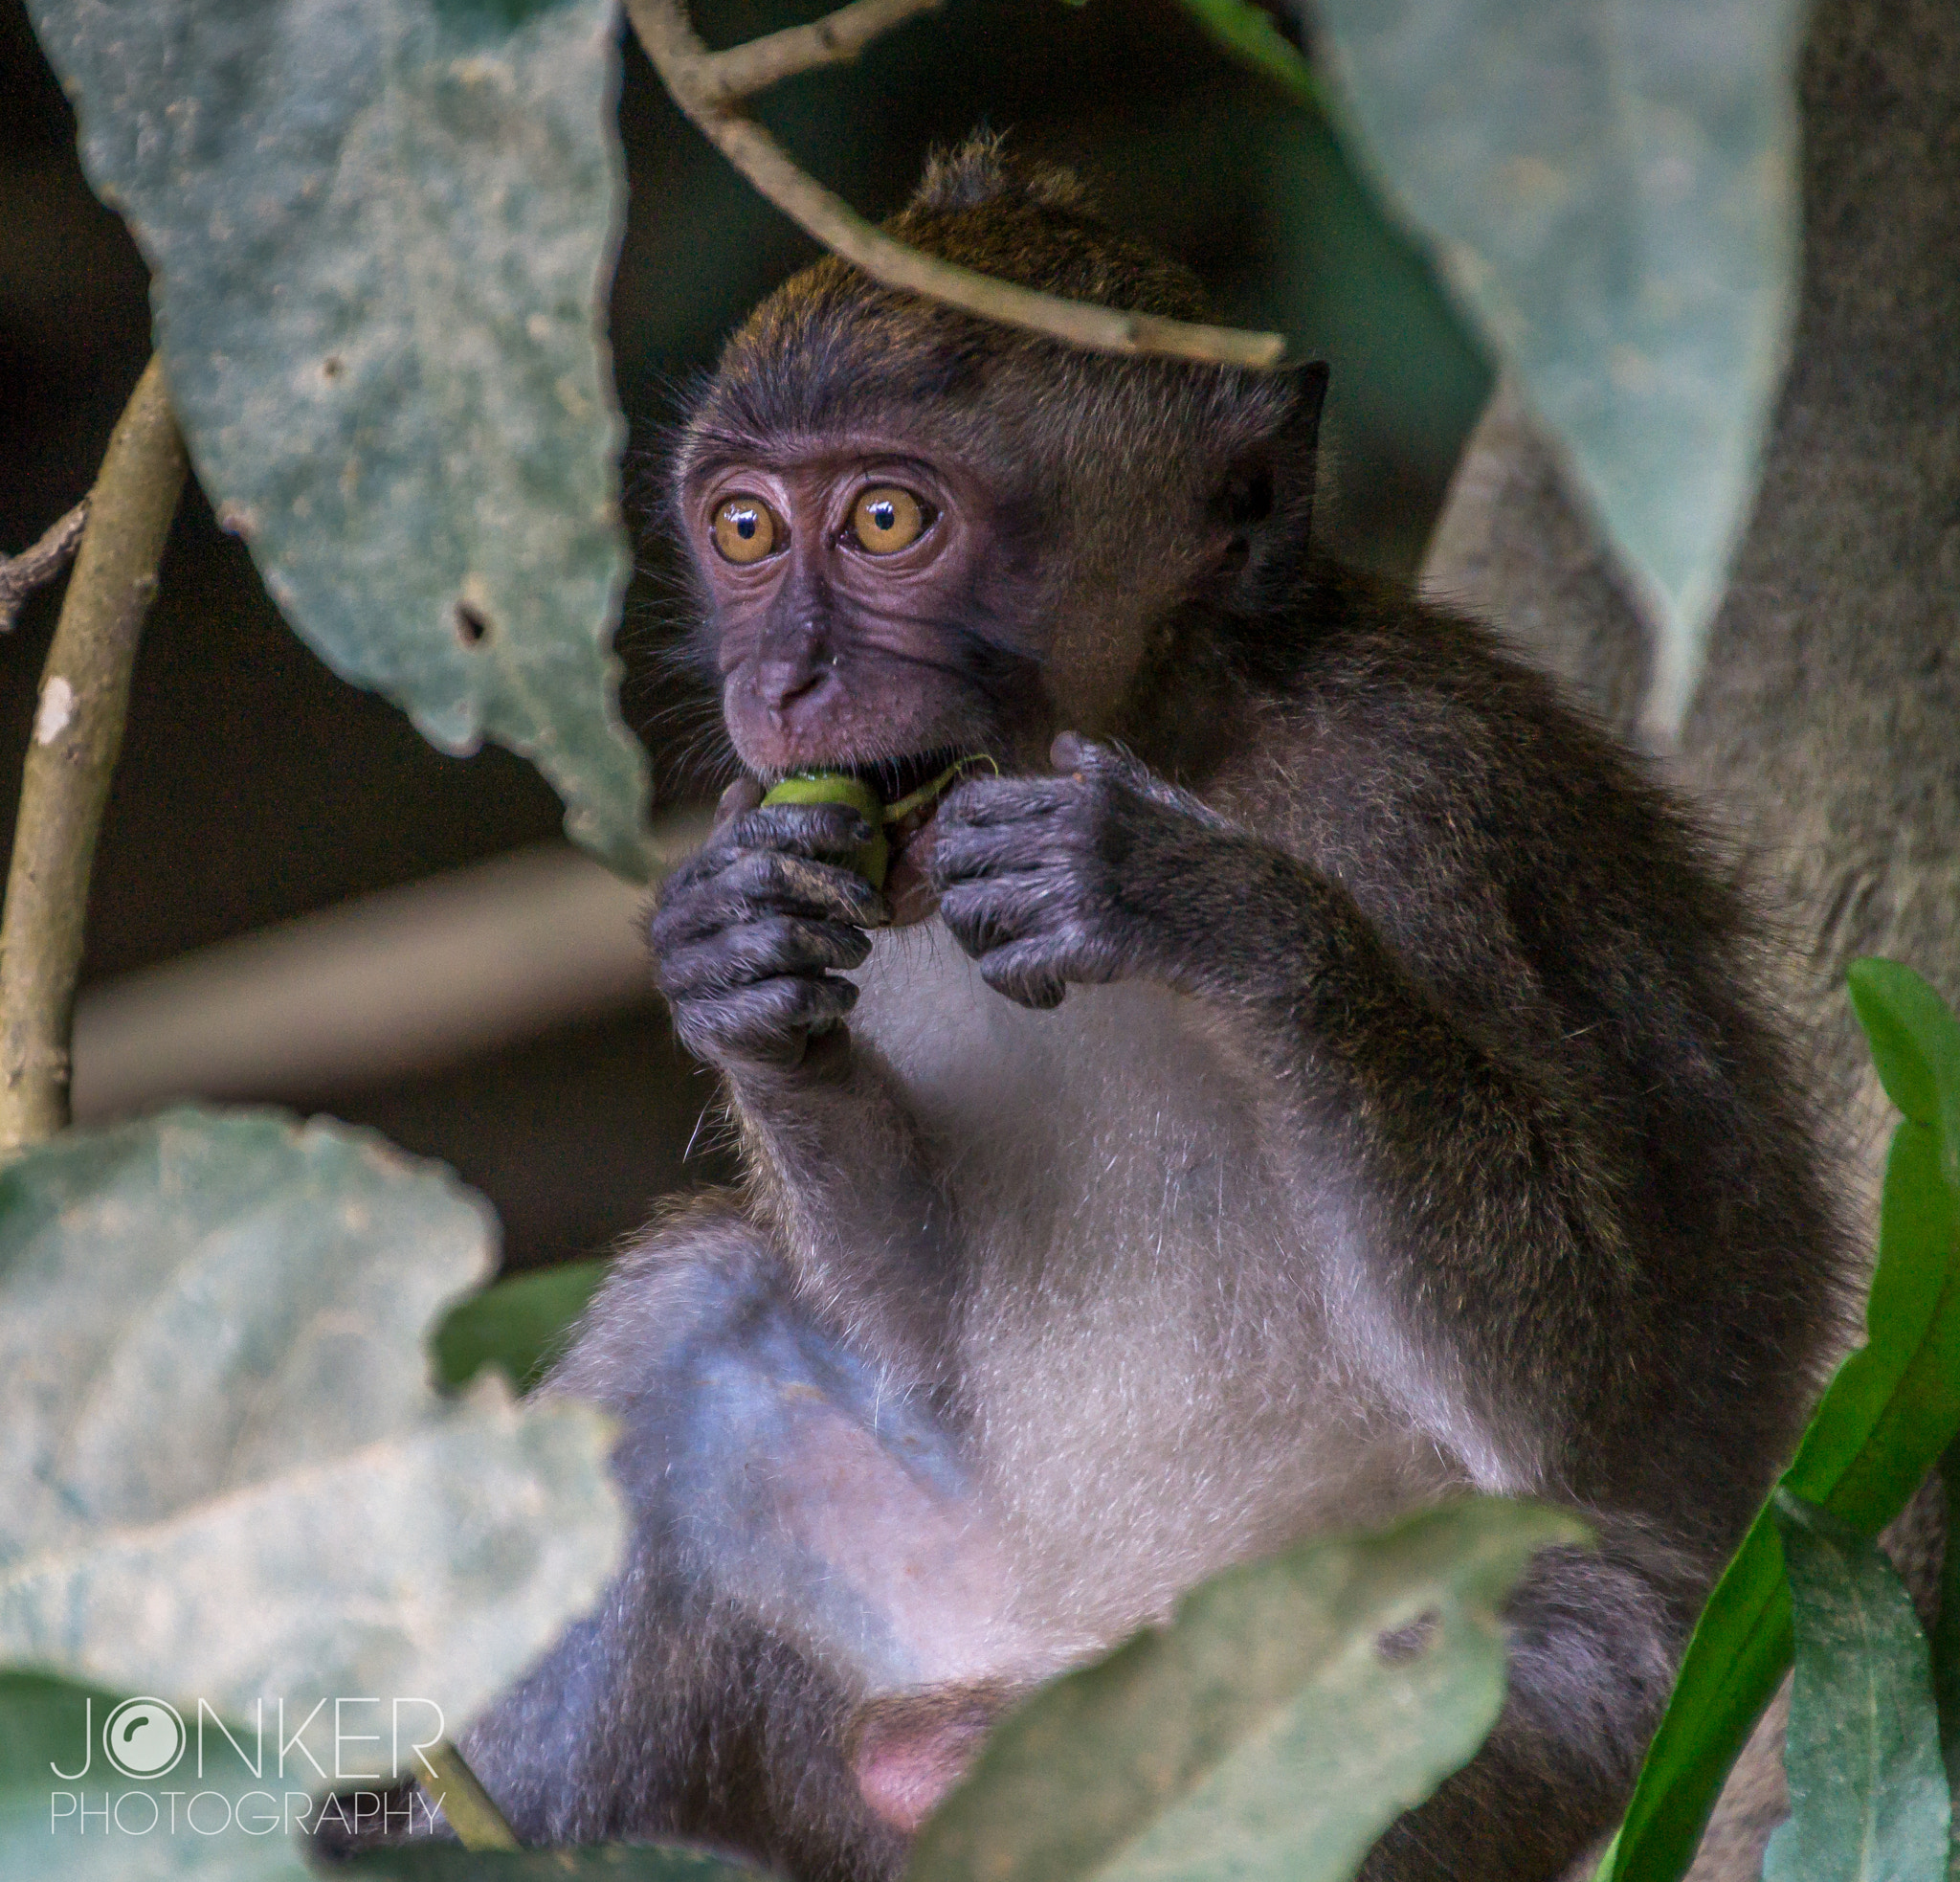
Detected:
[
  {"left": 680, "top": 428, "right": 1058, "bottom": 926},
  {"left": 684, "top": 436, "right": 1015, "bottom": 773}
]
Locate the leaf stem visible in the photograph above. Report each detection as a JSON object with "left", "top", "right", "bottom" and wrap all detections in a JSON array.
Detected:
[
  {"left": 420, "top": 1739, "right": 521, "bottom": 1849},
  {"left": 624, "top": 0, "right": 1287, "bottom": 370},
  {"left": 0, "top": 355, "right": 186, "bottom": 1152}
]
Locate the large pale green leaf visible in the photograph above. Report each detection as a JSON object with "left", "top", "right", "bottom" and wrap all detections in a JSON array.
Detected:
[
  {"left": 908, "top": 1500, "right": 1587, "bottom": 1882},
  {"left": 1303, "top": 0, "right": 1807, "bottom": 736},
  {"left": 0, "top": 1673, "right": 314, "bottom": 1881},
  {"left": 28, "top": 0, "right": 651, "bottom": 876},
  {"left": 1763, "top": 1492, "right": 1949, "bottom": 1882},
  {"left": 1594, "top": 968, "right": 1960, "bottom": 1882},
  {"left": 0, "top": 1109, "right": 626, "bottom": 1775}
]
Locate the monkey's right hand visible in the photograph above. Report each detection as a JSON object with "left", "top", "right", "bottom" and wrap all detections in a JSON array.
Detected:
[{"left": 648, "top": 779, "right": 890, "bottom": 1070}]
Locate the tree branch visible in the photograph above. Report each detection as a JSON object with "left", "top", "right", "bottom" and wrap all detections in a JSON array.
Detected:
[
  {"left": 0, "top": 500, "right": 89, "bottom": 635},
  {"left": 626, "top": 0, "right": 1287, "bottom": 370},
  {"left": 695, "top": 0, "right": 945, "bottom": 102},
  {"left": 0, "top": 356, "right": 186, "bottom": 1152}
]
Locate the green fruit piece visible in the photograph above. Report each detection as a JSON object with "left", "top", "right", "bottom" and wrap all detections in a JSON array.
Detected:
[{"left": 761, "top": 771, "right": 889, "bottom": 886}]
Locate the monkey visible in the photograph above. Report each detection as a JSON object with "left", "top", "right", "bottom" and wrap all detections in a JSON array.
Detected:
[{"left": 452, "top": 137, "right": 1849, "bottom": 1880}]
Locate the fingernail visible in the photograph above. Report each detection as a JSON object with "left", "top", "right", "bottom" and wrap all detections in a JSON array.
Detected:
[
  {"left": 1050, "top": 731, "right": 1086, "bottom": 770},
  {"left": 718, "top": 776, "right": 764, "bottom": 822}
]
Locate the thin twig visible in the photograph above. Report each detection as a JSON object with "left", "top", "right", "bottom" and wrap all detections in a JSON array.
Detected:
[
  {"left": 0, "top": 356, "right": 186, "bottom": 1152},
  {"left": 696, "top": 0, "right": 944, "bottom": 102},
  {"left": 626, "top": 0, "right": 1287, "bottom": 370},
  {"left": 419, "top": 1740, "right": 520, "bottom": 1849},
  {"left": 0, "top": 500, "right": 89, "bottom": 634}
]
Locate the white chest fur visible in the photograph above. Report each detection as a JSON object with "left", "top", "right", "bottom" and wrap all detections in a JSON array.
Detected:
[{"left": 847, "top": 925, "right": 1465, "bottom": 1646}]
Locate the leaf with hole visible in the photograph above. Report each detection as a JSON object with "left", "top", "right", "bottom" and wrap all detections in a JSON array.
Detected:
[
  {"left": 908, "top": 1500, "right": 1587, "bottom": 1882},
  {"left": 28, "top": 0, "right": 651, "bottom": 875}
]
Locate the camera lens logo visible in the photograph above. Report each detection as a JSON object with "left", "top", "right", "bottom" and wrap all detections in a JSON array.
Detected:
[{"left": 102, "top": 1698, "right": 187, "bottom": 1779}]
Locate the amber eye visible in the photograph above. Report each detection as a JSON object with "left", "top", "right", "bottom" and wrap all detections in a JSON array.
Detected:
[
  {"left": 711, "top": 496, "right": 781, "bottom": 565},
  {"left": 849, "top": 485, "right": 929, "bottom": 555}
]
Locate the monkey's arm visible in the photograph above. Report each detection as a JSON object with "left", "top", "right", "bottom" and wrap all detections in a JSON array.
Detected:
[
  {"left": 649, "top": 796, "right": 957, "bottom": 1377},
  {"left": 929, "top": 733, "right": 1643, "bottom": 1464},
  {"left": 932, "top": 736, "right": 1698, "bottom": 1876}
]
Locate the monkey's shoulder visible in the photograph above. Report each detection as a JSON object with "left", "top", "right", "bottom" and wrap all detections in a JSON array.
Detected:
[{"left": 1217, "top": 567, "right": 1735, "bottom": 945}]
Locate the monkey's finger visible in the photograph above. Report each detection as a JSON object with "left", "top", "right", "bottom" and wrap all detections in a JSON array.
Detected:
[
  {"left": 1051, "top": 730, "right": 1156, "bottom": 785},
  {"left": 933, "top": 775, "right": 1078, "bottom": 831},
  {"left": 934, "top": 882, "right": 1041, "bottom": 957},
  {"left": 721, "top": 849, "right": 890, "bottom": 925},
  {"left": 973, "top": 941, "right": 1069, "bottom": 1011},
  {"left": 925, "top": 818, "right": 1058, "bottom": 887},
  {"left": 659, "top": 807, "right": 883, "bottom": 909},
  {"left": 661, "top": 804, "right": 871, "bottom": 900},
  {"left": 672, "top": 975, "right": 859, "bottom": 1064},
  {"left": 654, "top": 852, "right": 887, "bottom": 949},
  {"left": 1048, "top": 730, "right": 1101, "bottom": 773},
  {"left": 1050, "top": 731, "right": 1231, "bottom": 828},
  {"left": 726, "top": 802, "right": 878, "bottom": 861},
  {"left": 714, "top": 774, "right": 766, "bottom": 833},
  {"left": 657, "top": 917, "right": 872, "bottom": 999}
]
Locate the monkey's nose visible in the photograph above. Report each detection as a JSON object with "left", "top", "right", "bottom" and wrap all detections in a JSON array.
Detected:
[{"left": 757, "top": 655, "right": 833, "bottom": 715}]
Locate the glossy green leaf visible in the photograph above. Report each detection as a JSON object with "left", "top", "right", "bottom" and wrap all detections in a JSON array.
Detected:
[
  {"left": 1172, "top": 0, "right": 1327, "bottom": 111},
  {"left": 1303, "top": 0, "right": 1807, "bottom": 735},
  {"left": 1849, "top": 960, "right": 1960, "bottom": 1191},
  {"left": 0, "top": 1672, "right": 315, "bottom": 1880},
  {"left": 28, "top": 0, "right": 651, "bottom": 876},
  {"left": 909, "top": 1500, "right": 1587, "bottom": 1882},
  {"left": 433, "top": 1257, "right": 606, "bottom": 1393},
  {"left": 1762, "top": 1491, "right": 1949, "bottom": 1882},
  {"left": 0, "top": 1109, "right": 626, "bottom": 1775},
  {"left": 1595, "top": 978, "right": 1960, "bottom": 1882}
]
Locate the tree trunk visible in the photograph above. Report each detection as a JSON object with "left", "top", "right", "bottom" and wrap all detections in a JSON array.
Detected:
[{"left": 1419, "top": 0, "right": 1960, "bottom": 1871}]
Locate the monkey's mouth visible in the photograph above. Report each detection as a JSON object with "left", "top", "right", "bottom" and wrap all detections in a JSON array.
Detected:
[{"left": 849, "top": 746, "right": 992, "bottom": 923}]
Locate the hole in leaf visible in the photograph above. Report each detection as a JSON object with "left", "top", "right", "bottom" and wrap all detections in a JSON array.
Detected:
[
  {"left": 455, "top": 602, "right": 491, "bottom": 647},
  {"left": 1375, "top": 1609, "right": 1439, "bottom": 1665}
]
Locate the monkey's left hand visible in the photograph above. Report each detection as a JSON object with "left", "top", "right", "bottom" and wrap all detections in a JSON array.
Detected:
[{"left": 929, "top": 733, "right": 1248, "bottom": 1009}]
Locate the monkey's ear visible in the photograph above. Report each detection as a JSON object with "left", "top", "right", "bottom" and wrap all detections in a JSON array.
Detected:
[{"left": 1213, "top": 359, "right": 1329, "bottom": 613}]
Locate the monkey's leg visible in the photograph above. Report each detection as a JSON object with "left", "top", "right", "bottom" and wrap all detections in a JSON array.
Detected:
[
  {"left": 458, "top": 1199, "right": 1030, "bottom": 1875},
  {"left": 1364, "top": 1538, "right": 1688, "bottom": 1882}
]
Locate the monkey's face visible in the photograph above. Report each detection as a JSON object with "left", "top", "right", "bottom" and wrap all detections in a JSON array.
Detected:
[{"left": 682, "top": 431, "right": 1058, "bottom": 903}]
